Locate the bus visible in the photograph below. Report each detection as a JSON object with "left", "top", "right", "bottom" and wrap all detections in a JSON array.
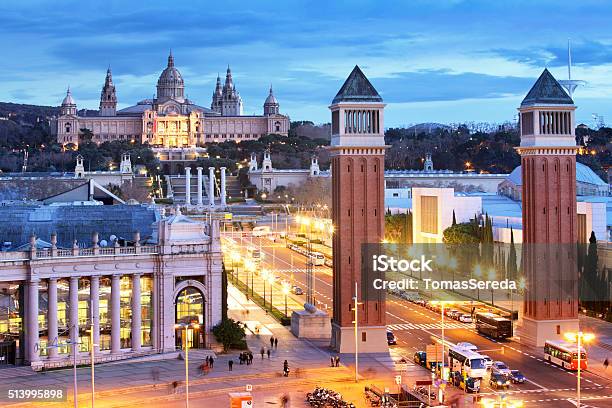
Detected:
[
  {"left": 544, "top": 340, "right": 587, "bottom": 371},
  {"left": 449, "top": 346, "right": 488, "bottom": 379},
  {"left": 475, "top": 312, "right": 513, "bottom": 339}
]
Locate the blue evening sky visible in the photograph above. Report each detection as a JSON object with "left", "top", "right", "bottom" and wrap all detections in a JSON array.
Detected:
[{"left": 2, "top": 0, "right": 612, "bottom": 127}]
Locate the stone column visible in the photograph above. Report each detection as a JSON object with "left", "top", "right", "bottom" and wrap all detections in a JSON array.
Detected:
[
  {"left": 185, "top": 167, "right": 191, "bottom": 205},
  {"left": 90, "top": 276, "right": 100, "bottom": 355},
  {"left": 131, "top": 274, "right": 142, "bottom": 352},
  {"left": 111, "top": 274, "right": 121, "bottom": 353},
  {"left": 47, "top": 278, "right": 58, "bottom": 359},
  {"left": 208, "top": 167, "right": 215, "bottom": 208},
  {"left": 69, "top": 276, "right": 79, "bottom": 355},
  {"left": 27, "top": 278, "right": 40, "bottom": 363},
  {"left": 220, "top": 167, "right": 227, "bottom": 207},
  {"left": 196, "top": 167, "right": 203, "bottom": 206}
]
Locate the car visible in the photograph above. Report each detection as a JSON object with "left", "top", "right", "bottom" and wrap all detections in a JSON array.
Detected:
[
  {"left": 492, "top": 361, "right": 511, "bottom": 376},
  {"left": 456, "top": 342, "right": 478, "bottom": 352},
  {"left": 509, "top": 370, "right": 526, "bottom": 384},
  {"left": 489, "top": 372, "right": 511, "bottom": 389},
  {"left": 450, "top": 310, "right": 463, "bottom": 319},
  {"left": 291, "top": 286, "right": 304, "bottom": 295},
  {"left": 459, "top": 314, "right": 473, "bottom": 323},
  {"left": 414, "top": 351, "right": 427, "bottom": 366},
  {"left": 481, "top": 355, "right": 493, "bottom": 369},
  {"left": 386, "top": 330, "right": 397, "bottom": 345},
  {"left": 451, "top": 371, "right": 480, "bottom": 393}
]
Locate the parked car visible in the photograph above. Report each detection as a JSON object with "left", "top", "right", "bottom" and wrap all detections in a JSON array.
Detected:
[
  {"left": 509, "top": 370, "right": 526, "bottom": 384},
  {"left": 413, "top": 351, "right": 427, "bottom": 367},
  {"left": 489, "top": 372, "right": 511, "bottom": 389},
  {"left": 459, "top": 314, "right": 473, "bottom": 323},
  {"left": 386, "top": 330, "right": 397, "bottom": 345},
  {"left": 481, "top": 355, "right": 493, "bottom": 370},
  {"left": 291, "top": 286, "right": 304, "bottom": 295},
  {"left": 492, "top": 361, "right": 511, "bottom": 376}
]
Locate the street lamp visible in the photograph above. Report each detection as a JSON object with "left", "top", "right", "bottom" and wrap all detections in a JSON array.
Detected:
[
  {"left": 488, "top": 268, "right": 496, "bottom": 306},
  {"left": 564, "top": 331, "right": 595, "bottom": 407},
  {"left": 268, "top": 273, "right": 275, "bottom": 311},
  {"left": 261, "top": 269, "right": 269, "bottom": 308},
  {"left": 473, "top": 265, "right": 482, "bottom": 301},
  {"left": 175, "top": 322, "right": 200, "bottom": 408},
  {"left": 282, "top": 281, "right": 291, "bottom": 317}
]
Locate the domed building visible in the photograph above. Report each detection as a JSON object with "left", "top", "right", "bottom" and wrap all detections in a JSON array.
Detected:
[
  {"left": 498, "top": 161, "right": 609, "bottom": 200},
  {"left": 54, "top": 51, "right": 289, "bottom": 149}
]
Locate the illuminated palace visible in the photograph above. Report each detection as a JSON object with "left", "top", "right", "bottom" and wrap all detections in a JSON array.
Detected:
[{"left": 55, "top": 51, "right": 289, "bottom": 147}]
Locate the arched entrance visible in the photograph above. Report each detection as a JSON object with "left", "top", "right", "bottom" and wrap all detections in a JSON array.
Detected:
[{"left": 175, "top": 286, "right": 205, "bottom": 349}]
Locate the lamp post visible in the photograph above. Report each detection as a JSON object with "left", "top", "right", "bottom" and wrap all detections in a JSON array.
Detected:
[
  {"left": 175, "top": 322, "right": 200, "bottom": 408},
  {"left": 473, "top": 265, "right": 482, "bottom": 301},
  {"left": 268, "top": 273, "right": 275, "bottom": 312},
  {"left": 488, "top": 268, "right": 496, "bottom": 306},
  {"left": 564, "top": 331, "right": 595, "bottom": 407},
  {"left": 261, "top": 269, "right": 269, "bottom": 308},
  {"left": 282, "top": 281, "right": 291, "bottom": 317}
]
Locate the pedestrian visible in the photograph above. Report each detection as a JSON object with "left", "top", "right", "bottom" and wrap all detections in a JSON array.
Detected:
[
  {"left": 239, "top": 353, "right": 244, "bottom": 365},
  {"left": 270, "top": 336, "right": 274, "bottom": 349},
  {"left": 171, "top": 381, "right": 180, "bottom": 394},
  {"left": 151, "top": 367, "right": 160, "bottom": 382},
  {"left": 331, "top": 356, "right": 335, "bottom": 367},
  {"left": 260, "top": 347, "right": 265, "bottom": 359},
  {"left": 267, "top": 348, "right": 271, "bottom": 359},
  {"left": 228, "top": 359, "right": 234, "bottom": 371},
  {"left": 335, "top": 355, "right": 340, "bottom": 367},
  {"left": 274, "top": 337, "right": 278, "bottom": 349},
  {"left": 604, "top": 358, "right": 609, "bottom": 370},
  {"left": 209, "top": 356, "right": 214, "bottom": 368},
  {"left": 249, "top": 352, "right": 253, "bottom": 365},
  {"left": 280, "top": 394, "right": 289, "bottom": 408},
  {"left": 205, "top": 356, "right": 210, "bottom": 366}
]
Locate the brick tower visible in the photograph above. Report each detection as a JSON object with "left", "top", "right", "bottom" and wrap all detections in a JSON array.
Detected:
[
  {"left": 517, "top": 69, "right": 579, "bottom": 346},
  {"left": 329, "top": 66, "right": 388, "bottom": 353}
]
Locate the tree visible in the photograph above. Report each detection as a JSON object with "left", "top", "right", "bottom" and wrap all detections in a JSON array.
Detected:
[
  {"left": 506, "top": 227, "right": 518, "bottom": 280},
  {"left": 442, "top": 223, "right": 480, "bottom": 244},
  {"left": 211, "top": 318, "right": 246, "bottom": 352}
]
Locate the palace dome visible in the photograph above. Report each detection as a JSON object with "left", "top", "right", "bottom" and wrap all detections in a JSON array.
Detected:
[{"left": 156, "top": 51, "right": 185, "bottom": 102}]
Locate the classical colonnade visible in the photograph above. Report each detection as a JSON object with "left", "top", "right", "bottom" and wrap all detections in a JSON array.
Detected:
[{"left": 184, "top": 166, "right": 227, "bottom": 207}]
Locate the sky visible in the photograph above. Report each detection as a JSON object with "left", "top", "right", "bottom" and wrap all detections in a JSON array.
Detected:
[{"left": 2, "top": 0, "right": 612, "bottom": 127}]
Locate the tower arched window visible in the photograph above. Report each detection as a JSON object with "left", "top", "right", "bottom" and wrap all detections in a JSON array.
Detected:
[
  {"left": 65, "top": 123, "right": 71, "bottom": 133},
  {"left": 275, "top": 121, "right": 281, "bottom": 132}
]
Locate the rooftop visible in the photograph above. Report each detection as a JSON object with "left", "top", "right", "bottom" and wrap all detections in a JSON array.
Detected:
[
  {"left": 521, "top": 68, "right": 574, "bottom": 106},
  {"left": 332, "top": 65, "right": 383, "bottom": 104}
]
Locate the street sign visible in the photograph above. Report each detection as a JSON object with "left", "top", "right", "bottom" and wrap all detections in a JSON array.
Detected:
[{"left": 395, "top": 375, "right": 402, "bottom": 385}]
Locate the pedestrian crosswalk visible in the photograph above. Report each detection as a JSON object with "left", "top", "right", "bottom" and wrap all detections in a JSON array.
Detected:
[{"left": 387, "top": 322, "right": 471, "bottom": 331}]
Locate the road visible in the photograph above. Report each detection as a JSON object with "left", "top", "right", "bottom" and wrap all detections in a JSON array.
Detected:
[{"left": 224, "top": 232, "right": 612, "bottom": 407}]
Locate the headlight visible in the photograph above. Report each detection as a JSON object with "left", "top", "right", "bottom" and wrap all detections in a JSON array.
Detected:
[{"left": 497, "top": 381, "right": 502, "bottom": 385}]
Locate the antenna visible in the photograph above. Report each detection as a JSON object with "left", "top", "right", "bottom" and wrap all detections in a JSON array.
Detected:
[{"left": 559, "top": 38, "right": 586, "bottom": 98}]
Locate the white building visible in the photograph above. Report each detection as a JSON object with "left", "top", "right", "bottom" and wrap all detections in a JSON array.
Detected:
[{"left": 0, "top": 206, "right": 223, "bottom": 369}]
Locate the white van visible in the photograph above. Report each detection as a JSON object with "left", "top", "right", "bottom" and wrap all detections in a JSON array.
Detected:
[
  {"left": 307, "top": 252, "right": 325, "bottom": 266},
  {"left": 252, "top": 226, "right": 271, "bottom": 237}
]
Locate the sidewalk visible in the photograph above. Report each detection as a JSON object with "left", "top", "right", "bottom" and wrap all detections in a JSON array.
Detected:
[{"left": 0, "top": 284, "right": 372, "bottom": 407}]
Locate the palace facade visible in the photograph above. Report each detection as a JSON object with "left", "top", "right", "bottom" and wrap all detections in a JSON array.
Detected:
[{"left": 54, "top": 52, "right": 289, "bottom": 147}]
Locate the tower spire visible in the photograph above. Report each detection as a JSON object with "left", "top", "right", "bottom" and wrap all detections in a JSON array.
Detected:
[{"left": 168, "top": 49, "right": 174, "bottom": 67}]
